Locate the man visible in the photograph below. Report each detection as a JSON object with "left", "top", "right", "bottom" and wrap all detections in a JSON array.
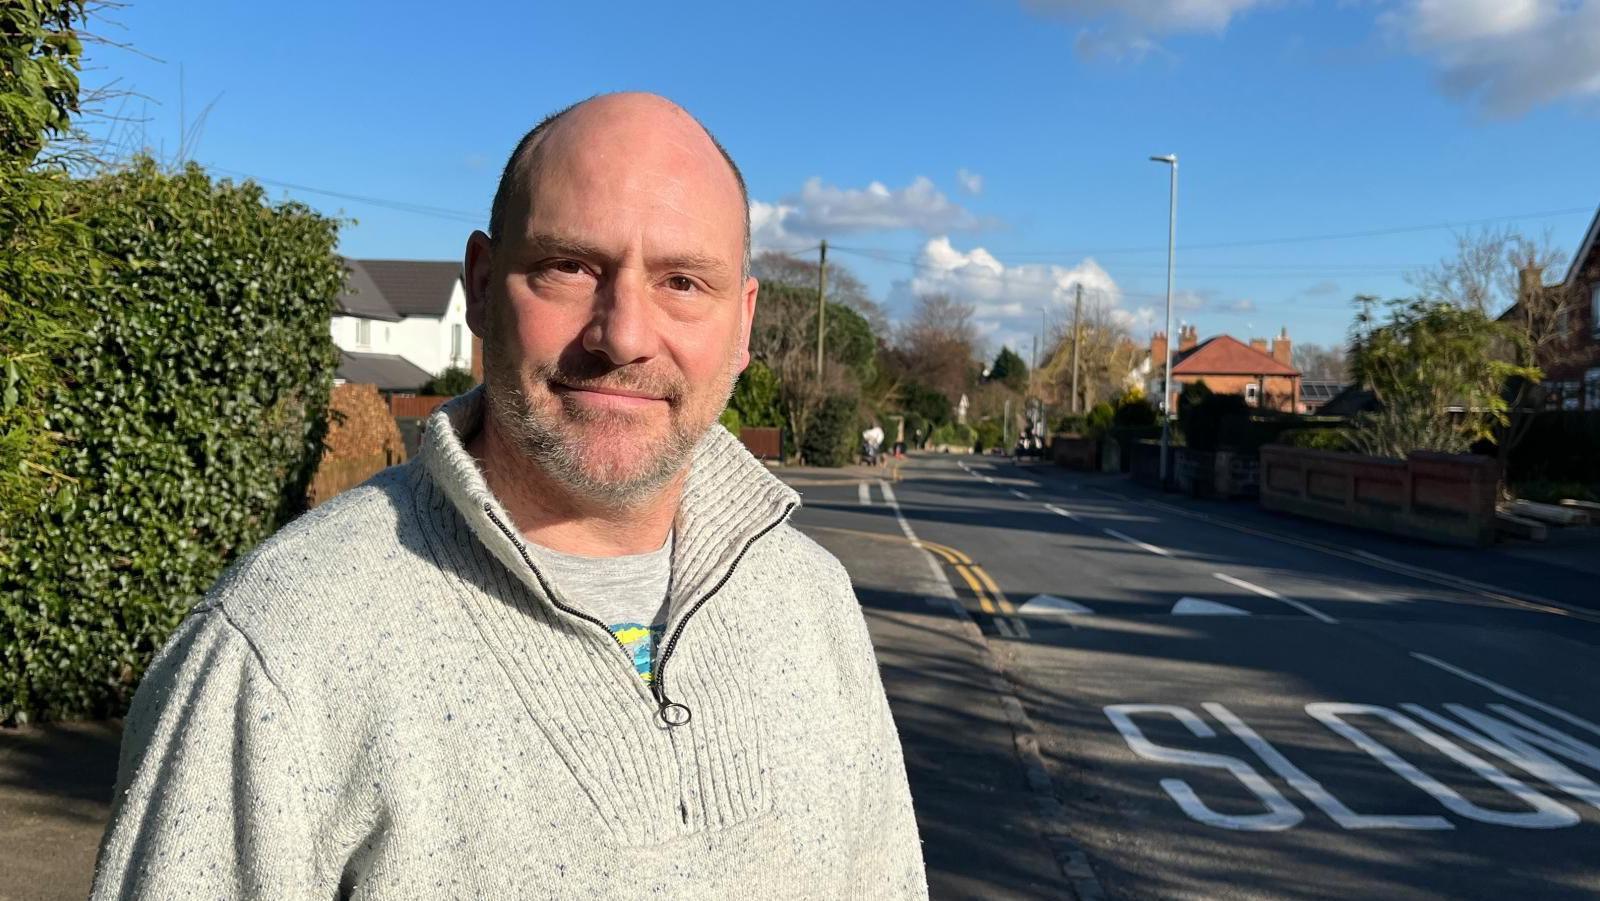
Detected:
[{"left": 92, "top": 93, "right": 927, "bottom": 899}]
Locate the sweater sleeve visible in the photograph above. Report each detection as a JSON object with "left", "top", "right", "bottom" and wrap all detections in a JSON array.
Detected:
[{"left": 91, "top": 605, "right": 327, "bottom": 901}]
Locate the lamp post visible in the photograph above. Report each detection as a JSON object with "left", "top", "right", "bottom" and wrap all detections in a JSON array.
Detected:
[{"left": 1149, "top": 154, "right": 1177, "bottom": 485}]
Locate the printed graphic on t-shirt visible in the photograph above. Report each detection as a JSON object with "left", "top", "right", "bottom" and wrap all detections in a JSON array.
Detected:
[{"left": 609, "top": 622, "right": 666, "bottom": 682}]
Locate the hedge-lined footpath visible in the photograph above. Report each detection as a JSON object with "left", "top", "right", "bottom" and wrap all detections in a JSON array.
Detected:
[{"left": 0, "top": 158, "right": 344, "bottom": 722}]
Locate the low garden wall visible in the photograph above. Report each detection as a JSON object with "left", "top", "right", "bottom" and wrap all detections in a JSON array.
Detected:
[
  {"left": 1259, "top": 445, "right": 1498, "bottom": 547},
  {"left": 1052, "top": 434, "right": 1099, "bottom": 471},
  {"left": 1175, "top": 448, "right": 1259, "bottom": 499},
  {"left": 738, "top": 426, "right": 784, "bottom": 461}
]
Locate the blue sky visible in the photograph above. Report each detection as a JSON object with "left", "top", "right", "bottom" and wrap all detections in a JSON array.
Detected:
[{"left": 85, "top": 0, "right": 1600, "bottom": 356}]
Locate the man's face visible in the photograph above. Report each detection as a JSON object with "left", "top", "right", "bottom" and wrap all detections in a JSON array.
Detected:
[{"left": 466, "top": 99, "right": 756, "bottom": 507}]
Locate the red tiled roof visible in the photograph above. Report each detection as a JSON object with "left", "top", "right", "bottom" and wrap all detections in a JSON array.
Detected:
[{"left": 1171, "top": 335, "right": 1299, "bottom": 377}]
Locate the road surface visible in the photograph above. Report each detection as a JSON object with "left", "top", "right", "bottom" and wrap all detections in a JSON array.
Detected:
[{"left": 784, "top": 453, "right": 1600, "bottom": 900}]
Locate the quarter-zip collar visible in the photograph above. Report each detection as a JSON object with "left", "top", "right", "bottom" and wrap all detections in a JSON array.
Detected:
[{"left": 418, "top": 386, "right": 800, "bottom": 642}]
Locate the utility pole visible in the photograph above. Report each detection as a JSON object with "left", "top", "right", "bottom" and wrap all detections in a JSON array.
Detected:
[
  {"left": 1029, "top": 333, "right": 1037, "bottom": 397},
  {"left": 815, "top": 239, "right": 828, "bottom": 380},
  {"left": 1070, "top": 283, "right": 1083, "bottom": 414}
]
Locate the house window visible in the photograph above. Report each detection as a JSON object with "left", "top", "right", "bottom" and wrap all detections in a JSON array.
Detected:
[
  {"left": 1244, "top": 383, "right": 1260, "bottom": 406},
  {"left": 451, "top": 323, "right": 464, "bottom": 364},
  {"left": 355, "top": 319, "right": 372, "bottom": 348},
  {"left": 1585, "top": 369, "right": 1600, "bottom": 411},
  {"left": 1592, "top": 284, "right": 1600, "bottom": 337}
]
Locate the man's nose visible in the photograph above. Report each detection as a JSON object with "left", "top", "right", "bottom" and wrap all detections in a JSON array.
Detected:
[{"left": 583, "top": 268, "right": 659, "bottom": 365}]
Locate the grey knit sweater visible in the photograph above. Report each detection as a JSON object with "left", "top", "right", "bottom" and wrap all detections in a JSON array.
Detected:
[{"left": 91, "top": 390, "right": 927, "bottom": 899}]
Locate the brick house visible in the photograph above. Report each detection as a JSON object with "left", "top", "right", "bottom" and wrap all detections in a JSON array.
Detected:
[
  {"left": 1524, "top": 205, "right": 1600, "bottom": 410},
  {"left": 1149, "top": 325, "right": 1302, "bottom": 413}
]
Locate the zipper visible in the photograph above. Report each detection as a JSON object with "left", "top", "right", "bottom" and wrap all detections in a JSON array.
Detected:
[
  {"left": 482, "top": 504, "right": 637, "bottom": 668},
  {"left": 649, "top": 502, "right": 796, "bottom": 726},
  {"left": 482, "top": 501, "right": 796, "bottom": 728}
]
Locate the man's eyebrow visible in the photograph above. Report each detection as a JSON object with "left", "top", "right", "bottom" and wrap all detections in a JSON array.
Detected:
[
  {"left": 526, "top": 233, "right": 607, "bottom": 259},
  {"left": 653, "top": 251, "right": 732, "bottom": 278}
]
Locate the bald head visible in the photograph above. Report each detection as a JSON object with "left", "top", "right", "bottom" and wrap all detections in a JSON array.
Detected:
[{"left": 488, "top": 93, "right": 751, "bottom": 276}]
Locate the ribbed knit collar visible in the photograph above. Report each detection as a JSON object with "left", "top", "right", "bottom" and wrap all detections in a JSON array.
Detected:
[{"left": 418, "top": 386, "right": 800, "bottom": 610}]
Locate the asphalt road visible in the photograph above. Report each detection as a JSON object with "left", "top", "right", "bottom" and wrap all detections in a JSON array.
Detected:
[{"left": 784, "top": 453, "right": 1600, "bottom": 901}]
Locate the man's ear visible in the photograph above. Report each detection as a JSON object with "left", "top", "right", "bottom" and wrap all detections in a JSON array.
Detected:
[
  {"left": 464, "top": 230, "right": 494, "bottom": 338},
  {"left": 735, "top": 276, "right": 759, "bottom": 373}
]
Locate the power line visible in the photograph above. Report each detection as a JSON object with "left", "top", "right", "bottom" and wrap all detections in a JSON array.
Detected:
[
  {"left": 832, "top": 204, "right": 1593, "bottom": 259},
  {"left": 201, "top": 164, "right": 487, "bottom": 224}
]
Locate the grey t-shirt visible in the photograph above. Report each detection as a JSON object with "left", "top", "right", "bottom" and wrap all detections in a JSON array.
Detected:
[{"left": 536, "top": 533, "right": 673, "bottom": 683}]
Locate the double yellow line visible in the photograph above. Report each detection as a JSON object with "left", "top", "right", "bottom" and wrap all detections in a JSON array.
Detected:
[{"left": 918, "top": 540, "right": 1030, "bottom": 638}]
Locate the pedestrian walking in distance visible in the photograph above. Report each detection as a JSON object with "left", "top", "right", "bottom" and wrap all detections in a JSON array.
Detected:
[{"left": 92, "top": 93, "right": 927, "bottom": 900}]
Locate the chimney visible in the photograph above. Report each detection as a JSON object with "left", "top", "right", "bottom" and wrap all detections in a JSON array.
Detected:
[
  {"left": 1272, "top": 327, "right": 1292, "bottom": 367},
  {"left": 1250, "top": 337, "right": 1269, "bottom": 355},
  {"left": 1178, "top": 324, "right": 1199, "bottom": 352},
  {"left": 1150, "top": 331, "right": 1168, "bottom": 368}
]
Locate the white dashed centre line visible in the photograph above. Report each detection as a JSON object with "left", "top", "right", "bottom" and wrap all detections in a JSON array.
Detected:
[
  {"left": 1213, "top": 572, "right": 1339, "bottom": 624},
  {"left": 1010, "top": 489, "right": 1030, "bottom": 500},
  {"left": 1102, "top": 528, "right": 1171, "bottom": 558},
  {"left": 857, "top": 481, "right": 871, "bottom": 506},
  {"left": 1044, "top": 504, "right": 1077, "bottom": 520}
]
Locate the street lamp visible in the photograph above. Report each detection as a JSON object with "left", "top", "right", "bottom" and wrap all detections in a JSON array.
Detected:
[{"left": 1149, "top": 153, "right": 1177, "bottom": 485}]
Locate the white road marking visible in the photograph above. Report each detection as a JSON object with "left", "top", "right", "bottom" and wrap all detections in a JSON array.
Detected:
[
  {"left": 1306, "top": 702, "right": 1579, "bottom": 828},
  {"left": 1204, "top": 702, "right": 1452, "bottom": 830},
  {"left": 1403, "top": 704, "right": 1600, "bottom": 813},
  {"left": 1410, "top": 653, "right": 1600, "bottom": 740},
  {"left": 1019, "top": 594, "right": 1095, "bottom": 617},
  {"left": 1102, "top": 528, "right": 1171, "bottom": 558},
  {"left": 1010, "top": 489, "right": 1030, "bottom": 500},
  {"left": 1172, "top": 598, "right": 1250, "bottom": 616},
  {"left": 984, "top": 476, "right": 995, "bottom": 483},
  {"left": 1104, "top": 704, "right": 1305, "bottom": 831},
  {"left": 858, "top": 481, "right": 871, "bottom": 506},
  {"left": 1044, "top": 504, "right": 1077, "bottom": 519},
  {"left": 996, "top": 617, "right": 1017, "bottom": 638},
  {"left": 1212, "top": 573, "right": 1339, "bottom": 624}
]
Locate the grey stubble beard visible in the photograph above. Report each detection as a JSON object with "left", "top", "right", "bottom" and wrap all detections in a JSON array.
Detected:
[{"left": 482, "top": 349, "right": 741, "bottom": 511}]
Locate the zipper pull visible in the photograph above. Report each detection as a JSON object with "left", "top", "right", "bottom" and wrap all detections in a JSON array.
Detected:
[{"left": 655, "top": 693, "right": 692, "bottom": 727}]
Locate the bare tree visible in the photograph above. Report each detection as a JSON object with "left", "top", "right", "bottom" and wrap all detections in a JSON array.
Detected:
[
  {"left": 751, "top": 251, "right": 889, "bottom": 337},
  {"left": 1037, "top": 296, "right": 1137, "bottom": 411},
  {"left": 1408, "top": 228, "right": 1581, "bottom": 480},
  {"left": 1291, "top": 343, "right": 1348, "bottom": 381},
  {"left": 894, "top": 293, "right": 980, "bottom": 406}
]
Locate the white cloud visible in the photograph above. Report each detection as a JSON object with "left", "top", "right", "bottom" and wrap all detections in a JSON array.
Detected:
[
  {"left": 892, "top": 236, "right": 1156, "bottom": 353},
  {"left": 1381, "top": 0, "right": 1600, "bottom": 116},
  {"left": 1024, "top": 0, "right": 1275, "bottom": 58},
  {"left": 750, "top": 176, "right": 988, "bottom": 251},
  {"left": 957, "top": 168, "right": 985, "bottom": 196},
  {"left": 1221, "top": 298, "right": 1257, "bottom": 314}
]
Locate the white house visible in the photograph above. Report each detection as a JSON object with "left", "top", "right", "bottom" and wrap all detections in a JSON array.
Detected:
[{"left": 331, "top": 259, "right": 474, "bottom": 391}]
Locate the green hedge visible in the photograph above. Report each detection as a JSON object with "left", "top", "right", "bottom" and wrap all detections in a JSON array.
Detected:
[
  {"left": 802, "top": 394, "right": 857, "bottom": 467},
  {"left": 0, "top": 158, "right": 344, "bottom": 722}
]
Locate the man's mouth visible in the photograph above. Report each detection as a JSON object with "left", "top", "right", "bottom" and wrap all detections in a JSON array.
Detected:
[{"left": 551, "top": 382, "right": 670, "bottom": 410}]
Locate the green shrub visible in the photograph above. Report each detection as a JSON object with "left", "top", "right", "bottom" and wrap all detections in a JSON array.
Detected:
[
  {"left": 1086, "top": 402, "right": 1115, "bottom": 436},
  {"left": 1180, "top": 393, "right": 1251, "bottom": 452},
  {"left": 1053, "top": 413, "right": 1087, "bottom": 435},
  {"left": 974, "top": 418, "right": 1004, "bottom": 453},
  {"left": 1, "top": 158, "right": 345, "bottom": 722},
  {"left": 421, "top": 366, "right": 477, "bottom": 396},
  {"left": 930, "top": 422, "right": 976, "bottom": 449},
  {"left": 729, "top": 359, "right": 784, "bottom": 428},
  {"left": 1277, "top": 428, "right": 1352, "bottom": 452},
  {"left": 1113, "top": 395, "right": 1158, "bottom": 427},
  {"left": 802, "top": 394, "right": 856, "bottom": 467}
]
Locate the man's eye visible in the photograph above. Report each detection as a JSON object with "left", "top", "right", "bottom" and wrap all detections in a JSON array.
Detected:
[
  {"left": 549, "top": 260, "right": 585, "bottom": 275},
  {"left": 666, "top": 275, "right": 696, "bottom": 292}
]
